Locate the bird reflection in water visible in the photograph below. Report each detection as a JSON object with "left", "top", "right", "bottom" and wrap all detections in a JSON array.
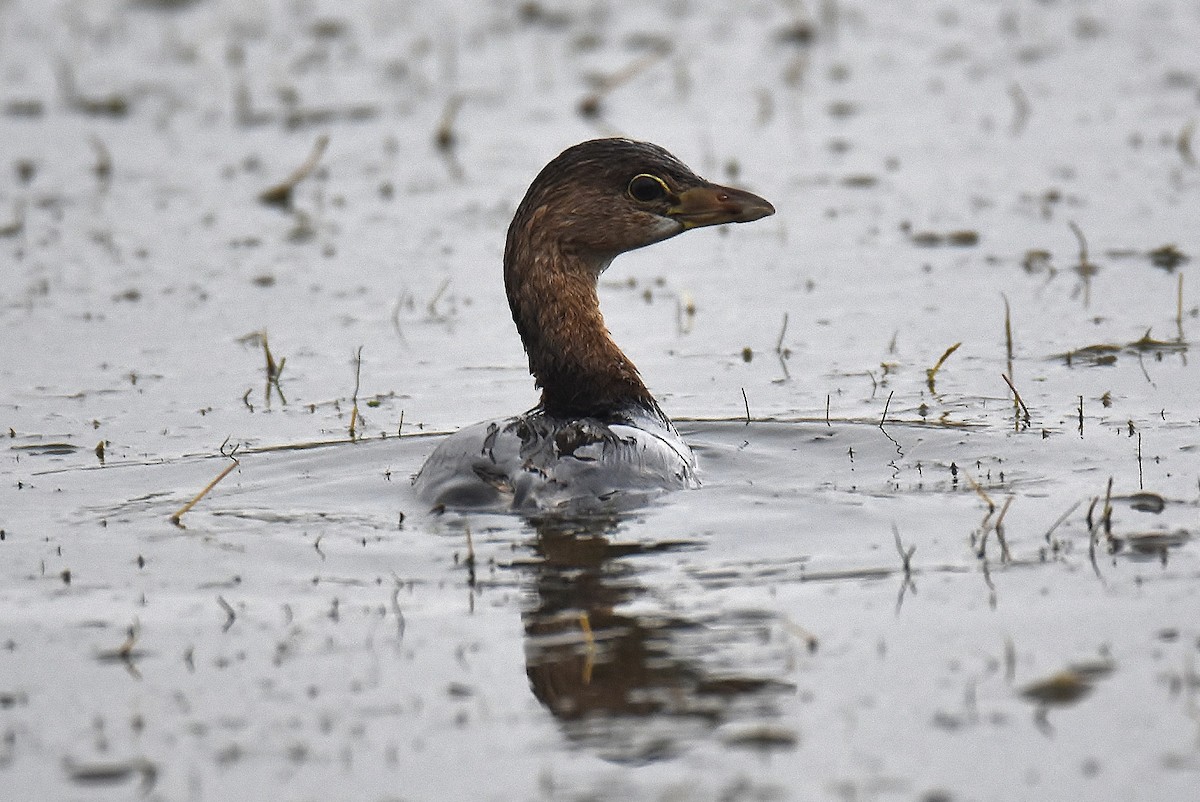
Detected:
[{"left": 519, "top": 514, "right": 795, "bottom": 763}]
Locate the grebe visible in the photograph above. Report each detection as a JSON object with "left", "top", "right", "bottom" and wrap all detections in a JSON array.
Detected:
[{"left": 414, "top": 138, "right": 774, "bottom": 510}]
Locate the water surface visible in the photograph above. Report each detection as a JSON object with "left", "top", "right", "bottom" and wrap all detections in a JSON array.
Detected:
[{"left": 2, "top": 1, "right": 1198, "bottom": 799}]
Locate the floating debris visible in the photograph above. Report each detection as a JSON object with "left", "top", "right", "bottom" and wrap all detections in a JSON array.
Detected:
[
  {"left": 776, "top": 20, "right": 817, "bottom": 46},
  {"left": 721, "top": 723, "right": 799, "bottom": 750},
  {"left": 1147, "top": 244, "right": 1189, "bottom": 271},
  {"left": 1060, "top": 329, "right": 1187, "bottom": 365},
  {"left": 64, "top": 757, "right": 157, "bottom": 793},
  {"left": 910, "top": 229, "right": 980, "bottom": 247},
  {"left": 1022, "top": 249, "right": 1053, "bottom": 273},
  {"left": 11, "top": 442, "right": 79, "bottom": 456},
  {"left": 1021, "top": 670, "right": 1090, "bottom": 705},
  {"left": 841, "top": 174, "right": 878, "bottom": 188},
  {"left": 1126, "top": 492, "right": 1166, "bottom": 513},
  {"left": 1122, "top": 529, "right": 1191, "bottom": 555}
]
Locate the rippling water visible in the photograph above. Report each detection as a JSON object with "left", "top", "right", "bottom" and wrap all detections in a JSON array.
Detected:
[{"left": 2, "top": 1, "right": 1198, "bottom": 799}]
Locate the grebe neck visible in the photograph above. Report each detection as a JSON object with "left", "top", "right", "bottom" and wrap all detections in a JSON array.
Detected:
[{"left": 505, "top": 236, "right": 659, "bottom": 421}]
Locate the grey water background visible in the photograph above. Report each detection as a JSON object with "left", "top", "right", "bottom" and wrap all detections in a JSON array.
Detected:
[{"left": 2, "top": 1, "right": 1198, "bottom": 799}]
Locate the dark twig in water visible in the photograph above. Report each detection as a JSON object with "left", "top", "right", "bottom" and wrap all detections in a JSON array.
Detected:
[
  {"left": 893, "top": 524, "right": 917, "bottom": 613},
  {"left": 426, "top": 278, "right": 451, "bottom": 319},
  {"left": 95, "top": 619, "right": 143, "bottom": 679},
  {"left": 261, "top": 332, "right": 286, "bottom": 406},
  {"left": 893, "top": 524, "right": 915, "bottom": 573},
  {"left": 825, "top": 393, "right": 831, "bottom": 428},
  {"left": 967, "top": 470, "right": 999, "bottom": 560},
  {"left": 1084, "top": 497, "right": 1099, "bottom": 566},
  {"left": 1002, "top": 293, "right": 1014, "bottom": 376},
  {"left": 463, "top": 525, "right": 477, "bottom": 590},
  {"left": 1042, "top": 499, "right": 1081, "bottom": 550},
  {"left": 1002, "top": 293, "right": 1014, "bottom": 359},
  {"left": 1077, "top": 395, "right": 1084, "bottom": 438},
  {"left": 981, "top": 556, "right": 996, "bottom": 609},
  {"left": 217, "top": 595, "right": 236, "bottom": 632},
  {"left": 1101, "top": 476, "right": 1114, "bottom": 544},
  {"left": 1001, "top": 373, "right": 1031, "bottom": 430},
  {"left": 864, "top": 369, "right": 879, "bottom": 398},
  {"left": 1068, "top": 220, "right": 1090, "bottom": 266},
  {"left": 434, "top": 94, "right": 464, "bottom": 151},
  {"left": 878, "top": 390, "right": 903, "bottom": 455},
  {"left": 993, "top": 495, "right": 1014, "bottom": 563},
  {"left": 434, "top": 95, "right": 465, "bottom": 179},
  {"left": 116, "top": 619, "right": 140, "bottom": 660},
  {"left": 170, "top": 438, "right": 241, "bottom": 527},
  {"left": 64, "top": 757, "right": 157, "bottom": 794},
  {"left": 879, "top": 389, "right": 894, "bottom": 428},
  {"left": 775, "top": 312, "right": 792, "bottom": 379},
  {"left": 741, "top": 387, "right": 751, "bottom": 425},
  {"left": 974, "top": 508, "right": 996, "bottom": 560},
  {"left": 260, "top": 133, "right": 330, "bottom": 209},
  {"left": 1085, "top": 496, "right": 1104, "bottom": 582},
  {"left": 1088, "top": 478, "right": 1120, "bottom": 574},
  {"left": 1134, "top": 347, "right": 1154, "bottom": 386}
]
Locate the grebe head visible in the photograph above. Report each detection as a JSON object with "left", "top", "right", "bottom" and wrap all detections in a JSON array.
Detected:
[
  {"left": 506, "top": 138, "right": 774, "bottom": 270},
  {"left": 503, "top": 138, "right": 773, "bottom": 419}
]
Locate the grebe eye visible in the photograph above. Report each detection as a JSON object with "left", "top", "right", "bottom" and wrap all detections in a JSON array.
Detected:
[{"left": 627, "top": 174, "right": 669, "bottom": 203}]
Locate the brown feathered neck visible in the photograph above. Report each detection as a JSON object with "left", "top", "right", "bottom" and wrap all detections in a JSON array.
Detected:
[{"left": 504, "top": 231, "right": 657, "bottom": 420}]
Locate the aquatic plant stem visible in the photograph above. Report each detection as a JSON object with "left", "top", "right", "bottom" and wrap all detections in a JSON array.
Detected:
[
  {"left": 349, "top": 346, "right": 363, "bottom": 441},
  {"left": 260, "top": 133, "right": 330, "bottom": 209},
  {"left": 1137, "top": 433, "right": 1144, "bottom": 490},
  {"left": 1001, "top": 373, "right": 1031, "bottom": 431},
  {"left": 926, "top": 342, "right": 961, "bottom": 393},
  {"left": 1176, "top": 274, "right": 1184, "bottom": 342},
  {"left": 170, "top": 451, "right": 240, "bottom": 527}
]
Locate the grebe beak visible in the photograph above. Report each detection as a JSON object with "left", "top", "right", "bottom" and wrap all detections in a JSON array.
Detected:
[{"left": 668, "top": 183, "right": 775, "bottom": 230}]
